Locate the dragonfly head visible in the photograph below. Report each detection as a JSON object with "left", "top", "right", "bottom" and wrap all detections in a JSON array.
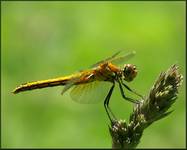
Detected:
[{"left": 122, "top": 64, "right": 137, "bottom": 82}]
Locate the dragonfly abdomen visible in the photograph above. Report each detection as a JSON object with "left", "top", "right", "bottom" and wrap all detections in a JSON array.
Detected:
[{"left": 12, "top": 76, "right": 72, "bottom": 94}]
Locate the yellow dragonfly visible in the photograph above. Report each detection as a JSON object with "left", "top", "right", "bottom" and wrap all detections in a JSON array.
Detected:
[{"left": 13, "top": 51, "right": 143, "bottom": 122}]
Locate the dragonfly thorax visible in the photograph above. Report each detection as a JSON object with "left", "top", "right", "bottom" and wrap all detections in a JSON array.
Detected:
[{"left": 122, "top": 64, "right": 137, "bottom": 82}]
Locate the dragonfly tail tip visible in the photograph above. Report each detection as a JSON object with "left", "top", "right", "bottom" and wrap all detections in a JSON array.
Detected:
[{"left": 12, "top": 89, "right": 17, "bottom": 94}]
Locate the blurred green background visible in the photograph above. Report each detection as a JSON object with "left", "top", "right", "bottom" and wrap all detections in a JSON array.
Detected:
[{"left": 1, "top": 2, "right": 185, "bottom": 148}]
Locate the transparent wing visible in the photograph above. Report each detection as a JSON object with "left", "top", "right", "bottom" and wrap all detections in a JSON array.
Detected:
[
  {"left": 91, "top": 51, "right": 121, "bottom": 68},
  {"left": 110, "top": 51, "right": 136, "bottom": 66},
  {"left": 91, "top": 51, "right": 136, "bottom": 68},
  {"left": 70, "top": 81, "right": 112, "bottom": 104}
]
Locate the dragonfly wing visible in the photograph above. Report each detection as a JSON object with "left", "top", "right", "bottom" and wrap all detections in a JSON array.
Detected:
[
  {"left": 61, "top": 73, "right": 82, "bottom": 95},
  {"left": 70, "top": 81, "right": 112, "bottom": 104},
  {"left": 91, "top": 51, "right": 122, "bottom": 68},
  {"left": 61, "top": 83, "right": 74, "bottom": 95},
  {"left": 91, "top": 51, "right": 136, "bottom": 68},
  {"left": 110, "top": 51, "right": 136, "bottom": 66}
]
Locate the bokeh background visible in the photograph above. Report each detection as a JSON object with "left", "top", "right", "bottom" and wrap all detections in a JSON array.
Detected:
[{"left": 1, "top": 1, "right": 185, "bottom": 148}]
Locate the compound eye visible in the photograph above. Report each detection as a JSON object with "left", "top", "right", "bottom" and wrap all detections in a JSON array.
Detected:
[
  {"left": 126, "top": 68, "right": 131, "bottom": 75},
  {"left": 123, "top": 64, "right": 137, "bottom": 82},
  {"left": 124, "top": 66, "right": 131, "bottom": 75}
]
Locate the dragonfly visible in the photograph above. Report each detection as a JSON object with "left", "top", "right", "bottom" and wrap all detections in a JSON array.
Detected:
[{"left": 13, "top": 51, "right": 143, "bottom": 122}]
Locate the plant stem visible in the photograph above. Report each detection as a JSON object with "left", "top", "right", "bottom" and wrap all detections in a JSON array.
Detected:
[{"left": 109, "top": 64, "right": 183, "bottom": 149}]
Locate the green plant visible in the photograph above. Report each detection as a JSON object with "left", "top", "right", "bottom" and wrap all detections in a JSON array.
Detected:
[{"left": 109, "top": 64, "right": 183, "bottom": 149}]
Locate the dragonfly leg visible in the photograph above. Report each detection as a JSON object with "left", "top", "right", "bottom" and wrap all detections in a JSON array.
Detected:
[
  {"left": 104, "top": 83, "right": 116, "bottom": 122},
  {"left": 120, "top": 79, "right": 144, "bottom": 100},
  {"left": 106, "top": 88, "right": 117, "bottom": 121},
  {"left": 117, "top": 79, "right": 141, "bottom": 104}
]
